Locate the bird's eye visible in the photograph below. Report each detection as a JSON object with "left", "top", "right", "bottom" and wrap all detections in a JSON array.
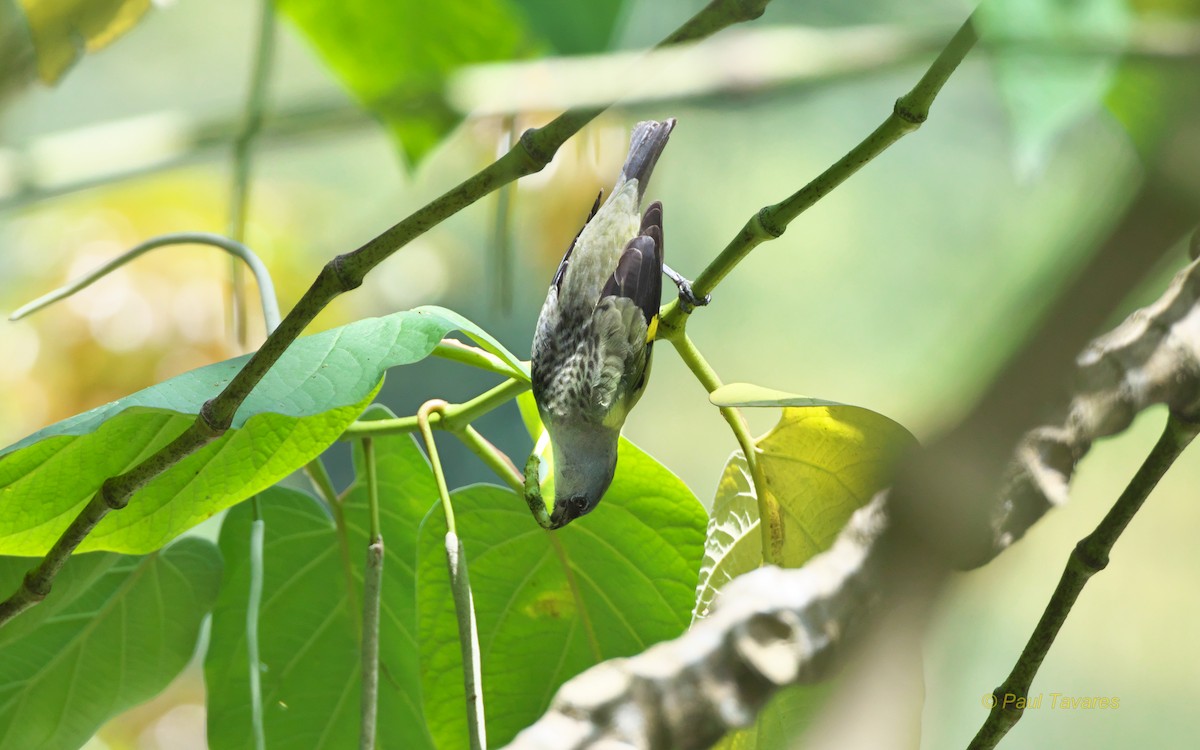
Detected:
[{"left": 570, "top": 495, "right": 589, "bottom": 514}]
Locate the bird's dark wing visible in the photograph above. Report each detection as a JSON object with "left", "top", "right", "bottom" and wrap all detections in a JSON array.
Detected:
[
  {"left": 552, "top": 191, "right": 604, "bottom": 293},
  {"left": 600, "top": 202, "right": 664, "bottom": 326}
]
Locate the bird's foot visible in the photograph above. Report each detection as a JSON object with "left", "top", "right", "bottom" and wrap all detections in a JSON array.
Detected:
[{"left": 663, "top": 264, "right": 711, "bottom": 313}]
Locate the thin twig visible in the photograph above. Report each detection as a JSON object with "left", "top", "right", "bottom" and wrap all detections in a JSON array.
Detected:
[
  {"left": 8, "top": 231, "right": 281, "bottom": 331},
  {"left": 969, "top": 414, "right": 1200, "bottom": 749},
  {"left": 359, "top": 437, "right": 384, "bottom": 750},
  {"left": 418, "top": 401, "right": 486, "bottom": 750},
  {"left": 0, "top": 0, "right": 781, "bottom": 628}
]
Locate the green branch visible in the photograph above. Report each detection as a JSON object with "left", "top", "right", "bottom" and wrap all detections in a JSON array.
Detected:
[
  {"left": 0, "top": 0, "right": 777, "bottom": 628},
  {"left": 658, "top": 16, "right": 978, "bottom": 338},
  {"left": 969, "top": 414, "right": 1200, "bottom": 750},
  {"left": 359, "top": 437, "right": 384, "bottom": 750}
]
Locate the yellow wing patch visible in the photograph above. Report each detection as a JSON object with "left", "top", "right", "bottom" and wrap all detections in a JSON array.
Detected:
[{"left": 645, "top": 314, "right": 659, "bottom": 342}]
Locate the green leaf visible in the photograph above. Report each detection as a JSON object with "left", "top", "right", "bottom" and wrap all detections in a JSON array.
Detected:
[
  {"left": 205, "top": 427, "right": 439, "bottom": 750},
  {"left": 17, "top": 0, "right": 152, "bottom": 84},
  {"left": 0, "top": 306, "right": 492, "bottom": 555},
  {"left": 0, "top": 539, "right": 220, "bottom": 750},
  {"left": 696, "top": 394, "right": 916, "bottom": 749},
  {"left": 507, "top": 0, "right": 626, "bottom": 55},
  {"left": 709, "top": 382, "right": 847, "bottom": 409},
  {"left": 417, "top": 440, "right": 706, "bottom": 750},
  {"left": 977, "top": 0, "right": 1131, "bottom": 176},
  {"left": 695, "top": 403, "right": 917, "bottom": 617},
  {"left": 433, "top": 306, "right": 531, "bottom": 381},
  {"left": 277, "top": 0, "right": 531, "bottom": 165}
]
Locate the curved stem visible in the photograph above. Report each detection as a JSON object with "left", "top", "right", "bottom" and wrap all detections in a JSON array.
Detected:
[
  {"left": 342, "top": 378, "right": 529, "bottom": 438},
  {"left": 665, "top": 330, "right": 778, "bottom": 563},
  {"left": 8, "top": 231, "right": 282, "bottom": 332},
  {"left": 418, "top": 401, "right": 486, "bottom": 750},
  {"left": 227, "top": 0, "right": 277, "bottom": 348},
  {"left": 969, "top": 413, "right": 1200, "bottom": 749},
  {"left": 359, "top": 437, "right": 383, "bottom": 750}
]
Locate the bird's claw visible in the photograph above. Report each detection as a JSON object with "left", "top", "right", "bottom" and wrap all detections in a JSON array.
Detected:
[
  {"left": 676, "top": 279, "right": 711, "bottom": 314},
  {"left": 663, "top": 263, "right": 711, "bottom": 314}
]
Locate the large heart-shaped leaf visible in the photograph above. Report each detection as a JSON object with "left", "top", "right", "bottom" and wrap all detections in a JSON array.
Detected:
[
  {"left": 277, "top": 0, "right": 529, "bottom": 165},
  {"left": 0, "top": 539, "right": 220, "bottom": 750},
  {"left": 205, "top": 420, "right": 439, "bottom": 750},
  {"left": 416, "top": 438, "right": 706, "bottom": 750},
  {"left": 0, "top": 306, "right": 514, "bottom": 555},
  {"left": 700, "top": 384, "right": 917, "bottom": 749}
]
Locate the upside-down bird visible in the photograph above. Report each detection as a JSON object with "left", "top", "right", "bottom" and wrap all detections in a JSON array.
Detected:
[{"left": 531, "top": 118, "right": 706, "bottom": 529}]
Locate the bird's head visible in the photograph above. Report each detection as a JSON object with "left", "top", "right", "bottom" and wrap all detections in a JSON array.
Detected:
[{"left": 546, "top": 423, "right": 619, "bottom": 529}]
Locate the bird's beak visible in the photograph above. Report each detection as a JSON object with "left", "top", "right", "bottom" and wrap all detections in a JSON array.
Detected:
[{"left": 547, "top": 502, "right": 577, "bottom": 530}]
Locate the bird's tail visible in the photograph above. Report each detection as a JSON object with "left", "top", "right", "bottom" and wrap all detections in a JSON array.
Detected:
[{"left": 617, "top": 118, "right": 676, "bottom": 201}]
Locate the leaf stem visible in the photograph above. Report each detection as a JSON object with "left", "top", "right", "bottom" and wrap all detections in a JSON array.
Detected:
[
  {"left": 664, "top": 330, "right": 778, "bottom": 563},
  {"left": 657, "top": 16, "right": 978, "bottom": 338},
  {"left": 432, "top": 338, "right": 527, "bottom": 380},
  {"left": 342, "top": 378, "right": 529, "bottom": 438},
  {"left": 304, "top": 458, "right": 341, "bottom": 507},
  {"left": 359, "top": 437, "right": 383, "bottom": 750},
  {"left": 418, "top": 401, "right": 486, "bottom": 750},
  {"left": 969, "top": 413, "right": 1200, "bottom": 750},
  {"left": 0, "top": 0, "right": 777, "bottom": 628}
]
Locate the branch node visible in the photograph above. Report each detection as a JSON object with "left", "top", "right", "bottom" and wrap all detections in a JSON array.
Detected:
[
  {"left": 1072, "top": 540, "right": 1108, "bottom": 573},
  {"left": 198, "top": 398, "right": 236, "bottom": 435},
  {"left": 755, "top": 207, "right": 786, "bottom": 239},
  {"left": 330, "top": 254, "right": 364, "bottom": 293},
  {"left": 99, "top": 478, "right": 131, "bottom": 511},
  {"left": 21, "top": 571, "right": 51, "bottom": 601},
  {"left": 892, "top": 96, "right": 928, "bottom": 127},
  {"left": 517, "top": 128, "right": 555, "bottom": 173}
]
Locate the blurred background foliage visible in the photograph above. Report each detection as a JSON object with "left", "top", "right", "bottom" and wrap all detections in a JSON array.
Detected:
[{"left": 1, "top": 0, "right": 1199, "bottom": 748}]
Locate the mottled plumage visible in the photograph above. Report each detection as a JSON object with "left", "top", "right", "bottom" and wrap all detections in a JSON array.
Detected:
[{"left": 531, "top": 119, "right": 675, "bottom": 528}]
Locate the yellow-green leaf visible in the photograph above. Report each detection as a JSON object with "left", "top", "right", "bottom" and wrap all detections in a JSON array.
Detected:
[{"left": 697, "top": 389, "right": 917, "bottom": 749}]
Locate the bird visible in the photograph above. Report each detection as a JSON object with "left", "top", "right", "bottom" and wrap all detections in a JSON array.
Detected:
[{"left": 530, "top": 118, "right": 706, "bottom": 529}]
